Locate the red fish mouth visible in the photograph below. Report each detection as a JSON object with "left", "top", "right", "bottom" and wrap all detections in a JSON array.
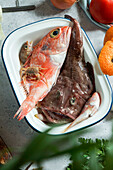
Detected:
[
  {"left": 58, "top": 26, "right": 71, "bottom": 44},
  {"left": 55, "top": 26, "right": 71, "bottom": 53}
]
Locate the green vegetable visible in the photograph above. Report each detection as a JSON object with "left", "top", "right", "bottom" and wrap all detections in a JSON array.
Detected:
[
  {"left": 67, "top": 138, "right": 108, "bottom": 170},
  {"left": 1, "top": 125, "right": 113, "bottom": 170}
]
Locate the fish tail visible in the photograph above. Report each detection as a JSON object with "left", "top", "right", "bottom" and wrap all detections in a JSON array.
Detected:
[
  {"left": 14, "top": 98, "right": 34, "bottom": 121},
  {"left": 14, "top": 80, "right": 49, "bottom": 120},
  {"left": 14, "top": 92, "right": 37, "bottom": 120}
]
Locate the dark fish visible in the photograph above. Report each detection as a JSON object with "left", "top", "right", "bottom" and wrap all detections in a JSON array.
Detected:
[{"left": 37, "top": 15, "right": 95, "bottom": 124}]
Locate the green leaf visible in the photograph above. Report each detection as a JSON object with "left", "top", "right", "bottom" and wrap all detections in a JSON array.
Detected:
[{"left": 1, "top": 124, "right": 113, "bottom": 170}]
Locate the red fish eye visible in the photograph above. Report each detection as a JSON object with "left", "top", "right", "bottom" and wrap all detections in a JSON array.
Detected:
[
  {"left": 50, "top": 28, "right": 60, "bottom": 38},
  {"left": 53, "top": 30, "right": 59, "bottom": 35}
]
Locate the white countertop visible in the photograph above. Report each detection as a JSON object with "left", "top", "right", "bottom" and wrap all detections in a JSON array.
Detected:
[{"left": 0, "top": 0, "right": 113, "bottom": 169}]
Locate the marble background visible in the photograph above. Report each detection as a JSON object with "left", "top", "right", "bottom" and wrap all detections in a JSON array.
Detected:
[{"left": 0, "top": 0, "right": 113, "bottom": 169}]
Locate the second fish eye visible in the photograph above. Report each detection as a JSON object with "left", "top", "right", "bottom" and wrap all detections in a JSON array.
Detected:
[
  {"left": 50, "top": 28, "right": 60, "bottom": 38},
  {"left": 24, "top": 45, "right": 28, "bottom": 49},
  {"left": 70, "top": 97, "right": 76, "bottom": 106}
]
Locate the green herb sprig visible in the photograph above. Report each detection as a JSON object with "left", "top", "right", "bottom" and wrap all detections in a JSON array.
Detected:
[{"left": 1, "top": 126, "right": 113, "bottom": 170}]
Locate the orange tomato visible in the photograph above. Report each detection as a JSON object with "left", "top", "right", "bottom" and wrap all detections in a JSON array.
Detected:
[
  {"left": 104, "top": 26, "right": 113, "bottom": 45},
  {"left": 50, "top": 0, "right": 77, "bottom": 9},
  {"left": 98, "top": 40, "right": 113, "bottom": 75}
]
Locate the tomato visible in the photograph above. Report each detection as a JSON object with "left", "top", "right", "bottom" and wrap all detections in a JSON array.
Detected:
[
  {"left": 89, "top": 0, "right": 113, "bottom": 24},
  {"left": 50, "top": 0, "right": 77, "bottom": 9}
]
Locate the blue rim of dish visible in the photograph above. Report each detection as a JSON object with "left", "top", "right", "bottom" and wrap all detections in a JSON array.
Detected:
[{"left": 1, "top": 17, "right": 113, "bottom": 135}]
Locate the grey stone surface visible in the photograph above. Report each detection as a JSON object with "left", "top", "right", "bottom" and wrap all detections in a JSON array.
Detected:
[{"left": 0, "top": 0, "right": 113, "bottom": 169}]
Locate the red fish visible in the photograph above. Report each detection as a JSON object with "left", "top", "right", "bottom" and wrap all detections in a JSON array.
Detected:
[{"left": 14, "top": 26, "right": 71, "bottom": 120}]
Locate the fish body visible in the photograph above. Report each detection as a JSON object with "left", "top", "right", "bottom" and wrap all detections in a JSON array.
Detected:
[
  {"left": 38, "top": 15, "right": 95, "bottom": 123},
  {"left": 19, "top": 41, "right": 33, "bottom": 65},
  {"left": 14, "top": 26, "right": 71, "bottom": 120}
]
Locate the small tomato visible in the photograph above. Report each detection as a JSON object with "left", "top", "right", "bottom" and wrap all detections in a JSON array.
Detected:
[{"left": 89, "top": 0, "right": 113, "bottom": 24}]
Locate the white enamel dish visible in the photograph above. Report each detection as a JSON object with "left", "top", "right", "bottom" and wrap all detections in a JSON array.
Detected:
[{"left": 1, "top": 17, "right": 113, "bottom": 135}]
